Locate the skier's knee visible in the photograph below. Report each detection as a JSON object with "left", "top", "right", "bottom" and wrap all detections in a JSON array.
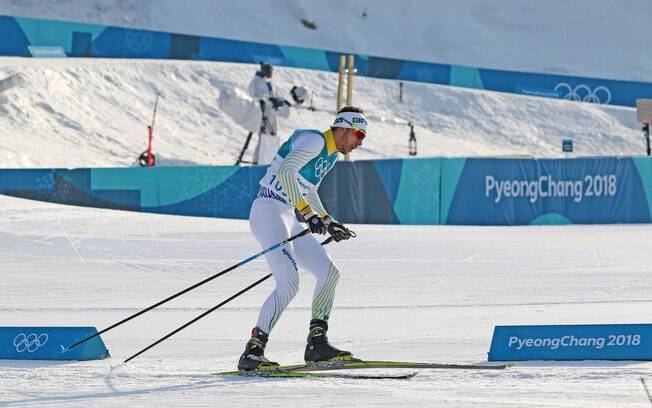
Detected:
[{"left": 278, "top": 271, "right": 300, "bottom": 301}]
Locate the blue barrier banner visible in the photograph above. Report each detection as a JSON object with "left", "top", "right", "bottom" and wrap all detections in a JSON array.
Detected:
[
  {"left": 1, "top": 157, "right": 652, "bottom": 225},
  {"left": 443, "top": 157, "right": 652, "bottom": 225},
  {"left": 488, "top": 324, "right": 652, "bottom": 361},
  {"left": 0, "top": 327, "right": 110, "bottom": 361},
  {"left": 2, "top": 15, "right": 652, "bottom": 107}
]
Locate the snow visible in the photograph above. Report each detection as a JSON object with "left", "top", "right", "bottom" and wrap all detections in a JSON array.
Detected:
[
  {"left": 0, "top": 57, "right": 644, "bottom": 168},
  {"left": 1, "top": 194, "right": 651, "bottom": 407},
  {"left": 1, "top": 2, "right": 652, "bottom": 406},
  {"left": 0, "top": 1, "right": 650, "bottom": 167}
]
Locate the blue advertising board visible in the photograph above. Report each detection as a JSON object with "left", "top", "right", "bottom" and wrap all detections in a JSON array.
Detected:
[
  {"left": 1, "top": 157, "right": 651, "bottom": 225},
  {"left": 489, "top": 324, "right": 652, "bottom": 361},
  {"left": 562, "top": 139, "right": 573, "bottom": 153},
  {"left": 443, "top": 157, "right": 651, "bottom": 225},
  {"left": 0, "top": 327, "right": 109, "bottom": 361},
  {"left": 2, "top": 15, "right": 652, "bottom": 107}
]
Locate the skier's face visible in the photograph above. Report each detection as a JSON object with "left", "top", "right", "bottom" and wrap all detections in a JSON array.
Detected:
[{"left": 340, "top": 128, "right": 364, "bottom": 154}]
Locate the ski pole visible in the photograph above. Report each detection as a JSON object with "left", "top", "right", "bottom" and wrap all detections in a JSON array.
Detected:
[
  {"left": 114, "top": 236, "right": 336, "bottom": 368},
  {"left": 114, "top": 273, "right": 273, "bottom": 369},
  {"left": 64, "top": 228, "right": 311, "bottom": 351},
  {"left": 642, "top": 378, "right": 652, "bottom": 406}
]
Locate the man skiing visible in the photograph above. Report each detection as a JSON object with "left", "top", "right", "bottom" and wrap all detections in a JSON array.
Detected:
[{"left": 238, "top": 106, "right": 368, "bottom": 371}]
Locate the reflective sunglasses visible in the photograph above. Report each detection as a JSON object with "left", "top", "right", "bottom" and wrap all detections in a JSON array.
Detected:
[
  {"left": 352, "top": 128, "right": 366, "bottom": 141},
  {"left": 338, "top": 117, "right": 367, "bottom": 140}
]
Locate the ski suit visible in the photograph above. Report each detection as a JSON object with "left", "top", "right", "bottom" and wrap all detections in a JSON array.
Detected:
[{"left": 250, "top": 128, "right": 340, "bottom": 333}]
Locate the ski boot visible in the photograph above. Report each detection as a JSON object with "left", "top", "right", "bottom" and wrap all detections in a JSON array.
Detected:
[
  {"left": 237, "top": 327, "right": 280, "bottom": 371},
  {"left": 304, "top": 319, "right": 353, "bottom": 362}
]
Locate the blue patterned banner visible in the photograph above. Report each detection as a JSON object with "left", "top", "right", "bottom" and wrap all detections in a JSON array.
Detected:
[
  {"left": 1, "top": 156, "right": 651, "bottom": 225},
  {"left": 442, "top": 157, "right": 651, "bottom": 225},
  {"left": 0, "top": 327, "right": 109, "bottom": 361},
  {"left": 1, "top": 15, "right": 651, "bottom": 106},
  {"left": 489, "top": 324, "right": 652, "bottom": 361}
]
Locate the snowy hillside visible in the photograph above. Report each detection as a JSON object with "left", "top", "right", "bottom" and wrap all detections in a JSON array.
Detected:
[
  {"left": 0, "top": 58, "right": 644, "bottom": 168},
  {"left": 0, "top": 0, "right": 648, "bottom": 167}
]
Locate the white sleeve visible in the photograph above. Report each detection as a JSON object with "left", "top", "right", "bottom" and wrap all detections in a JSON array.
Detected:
[
  {"left": 292, "top": 134, "right": 329, "bottom": 216},
  {"left": 276, "top": 134, "right": 324, "bottom": 212},
  {"left": 290, "top": 133, "right": 324, "bottom": 152},
  {"left": 304, "top": 189, "right": 328, "bottom": 217}
]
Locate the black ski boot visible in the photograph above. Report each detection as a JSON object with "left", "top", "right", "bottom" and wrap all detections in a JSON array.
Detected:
[
  {"left": 237, "top": 327, "right": 280, "bottom": 371},
  {"left": 304, "top": 319, "right": 353, "bottom": 362}
]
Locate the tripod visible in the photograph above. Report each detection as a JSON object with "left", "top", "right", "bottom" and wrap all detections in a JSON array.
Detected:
[{"left": 235, "top": 100, "right": 274, "bottom": 165}]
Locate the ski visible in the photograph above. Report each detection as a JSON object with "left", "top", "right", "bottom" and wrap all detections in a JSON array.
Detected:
[
  {"left": 212, "top": 360, "right": 512, "bottom": 379},
  {"left": 213, "top": 369, "right": 417, "bottom": 380},
  {"left": 276, "top": 359, "right": 515, "bottom": 372}
]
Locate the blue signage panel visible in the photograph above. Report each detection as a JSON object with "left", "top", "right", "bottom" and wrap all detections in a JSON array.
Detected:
[
  {"left": 1, "top": 157, "right": 652, "bottom": 226},
  {"left": 3, "top": 15, "right": 652, "bottom": 107},
  {"left": 444, "top": 157, "right": 652, "bottom": 225},
  {"left": 0, "top": 327, "right": 110, "bottom": 361},
  {"left": 489, "top": 324, "right": 652, "bottom": 361},
  {"left": 562, "top": 139, "right": 573, "bottom": 153}
]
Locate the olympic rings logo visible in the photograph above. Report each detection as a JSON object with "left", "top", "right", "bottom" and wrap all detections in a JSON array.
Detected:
[
  {"left": 554, "top": 83, "right": 612, "bottom": 104},
  {"left": 125, "top": 30, "right": 153, "bottom": 53},
  {"left": 13, "top": 333, "right": 49, "bottom": 353},
  {"left": 314, "top": 157, "right": 331, "bottom": 179}
]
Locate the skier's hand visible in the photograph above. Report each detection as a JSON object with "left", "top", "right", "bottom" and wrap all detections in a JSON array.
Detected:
[
  {"left": 325, "top": 218, "right": 355, "bottom": 242},
  {"left": 305, "top": 213, "right": 327, "bottom": 235}
]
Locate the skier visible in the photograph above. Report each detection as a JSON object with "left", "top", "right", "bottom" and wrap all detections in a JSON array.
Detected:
[
  {"left": 248, "top": 62, "right": 291, "bottom": 164},
  {"left": 238, "top": 106, "right": 368, "bottom": 371}
]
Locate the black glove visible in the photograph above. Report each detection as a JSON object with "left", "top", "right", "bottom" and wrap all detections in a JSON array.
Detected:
[
  {"left": 305, "top": 214, "right": 327, "bottom": 235},
  {"left": 326, "top": 220, "right": 354, "bottom": 242}
]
